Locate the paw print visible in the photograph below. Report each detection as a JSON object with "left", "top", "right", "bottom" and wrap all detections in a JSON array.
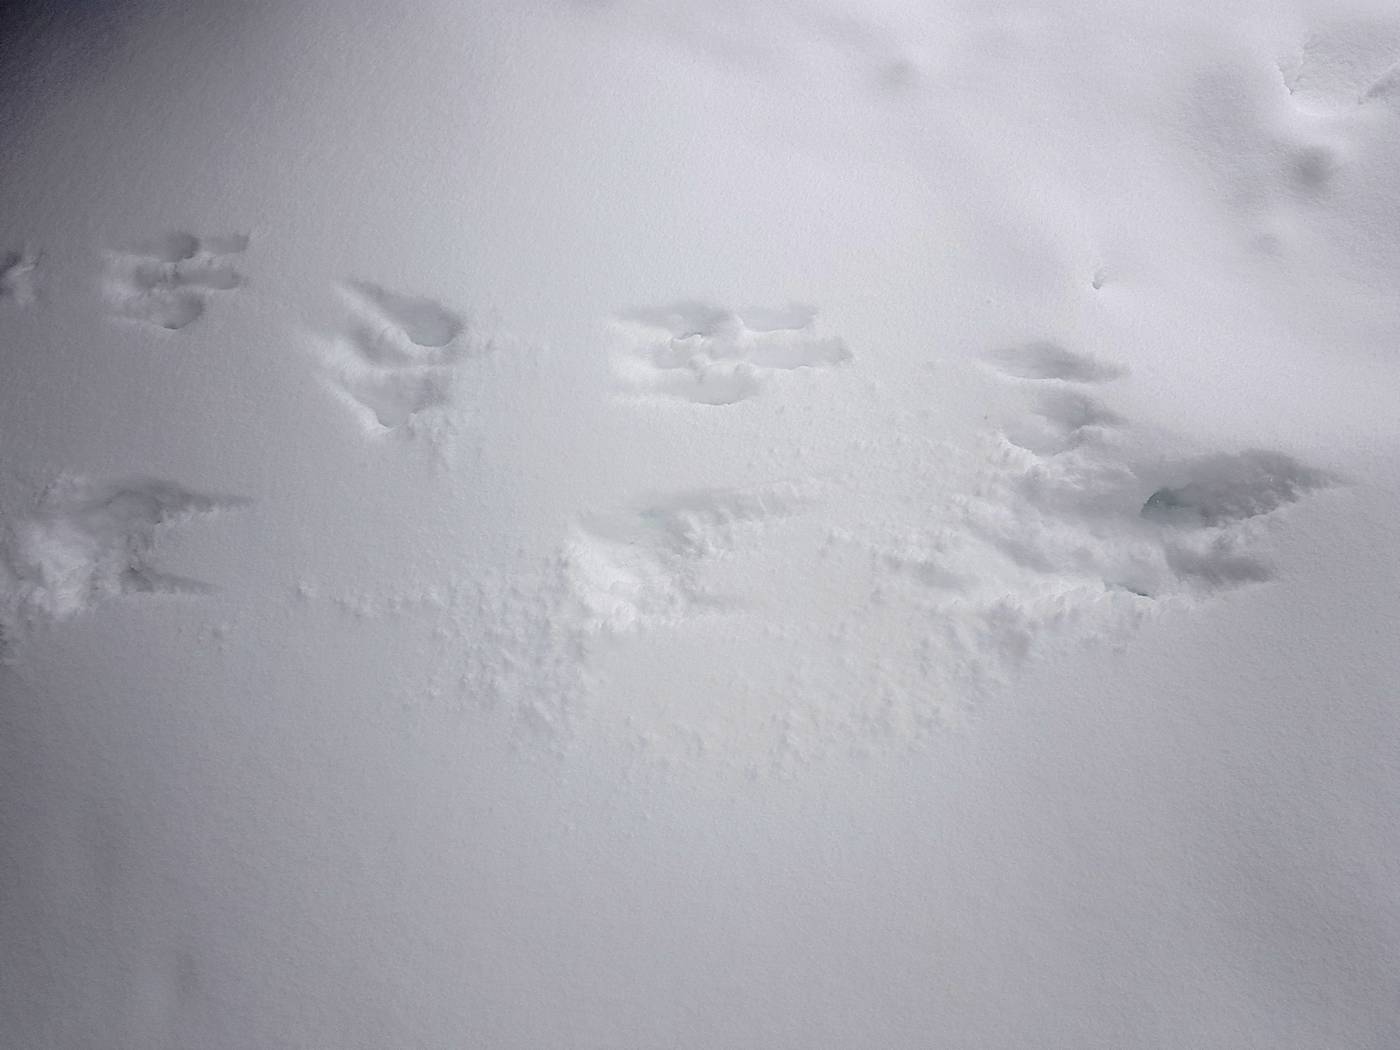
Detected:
[{"left": 104, "top": 231, "right": 248, "bottom": 330}]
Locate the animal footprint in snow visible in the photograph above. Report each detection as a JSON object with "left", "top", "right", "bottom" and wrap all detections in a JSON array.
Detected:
[
  {"left": 1140, "top": 450, "right": 1335, "bottom": 586},
  {"left": 1279, "top": 19, "right": 1400, "bottom": 111},
  {"left": 889, "top": 346, "right": 1341, "bottom": 676},
  {"left": 0, "top": 249, "right": 39, "bottom": 305},
  {"left": 341, "top": 281, "right": 465, "bottom": 360},
  {"left": 316, "top": 281, "right": 481, "bottom": 433},
  {"left": 566, "top": 485, "right": 803, "bottom": 630},
  {"left": 981, "top": 341, "right": 1126, "bottom": 384},
  {"left": 1141, "top": 450, "right": 1333, "bottom": 527},
  {"left": 611, "top": 300, "right": 851, "bottom": 404},
  {"left": 1002, "top": 388, "right": 1127, "bottom": 456},
  {"left": 971, "top": 395, "right": 1330, "bottom": 603},
  {"left": 104, "top": 232, "right": 248, "bottom": 330},
  {"left": 0, "top": 476, "right": 249, "bottom": 644}
]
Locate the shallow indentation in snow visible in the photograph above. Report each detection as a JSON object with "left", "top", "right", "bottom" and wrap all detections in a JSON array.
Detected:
[
  {"left": 102, "top": 231, "right": 248, "bottom": 331},
  {"left": 342, "top": 280, "right": 466, "bottom": 352},
  {"left": 611, "top": 300, "right": 851, "bottom": 404},
  {"left": 1002, "top": 388, "right": 1127, "bottom": 455},
  {"left": 0, "top": 249, "right": 39, "bottom": 306},
  {"left": 939, "top": 354, "right": 1336, "bottom": 634},
  {"left": 981, "top": 341, "right": 1126, "bottom": 384},
  {"left": 312, "top": 280, "right": 489, "bottom": 437},
  {"left": 1141, "top": 450, "right": 1334, "bottom": 527}
]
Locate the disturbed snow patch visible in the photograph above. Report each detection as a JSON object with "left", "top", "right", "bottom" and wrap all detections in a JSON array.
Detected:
[
  {"left": 267, "top": 300, "right": 1336, "bottom": 772},
  {"left": 274, "top": 361, "right": 1337, "bottom": 774},
  {"left": 521, "top": 323, "right": 1333, "bottom": 767},
  {"left": 611, "top": 300, "right": 851, "bottom": 404},
  {"left": 565, "top": 484, "right": 807, "bottom": 632},
  {"left": 307, "top": 561, "right": 594, "bottom": 749},
  {"left": 879, "top": 351, "right": 1338, "bottom": 684},
  {"left": 0, "top": 476, "right": 248, "bottom": 649},
  {"left": 542, "top": 333, "right": 1336, "bottom": 767}
]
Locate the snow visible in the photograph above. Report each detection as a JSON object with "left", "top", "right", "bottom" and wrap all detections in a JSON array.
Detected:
[{"left": 1, "top": 0, "right": 1398, "bottom": 1046}]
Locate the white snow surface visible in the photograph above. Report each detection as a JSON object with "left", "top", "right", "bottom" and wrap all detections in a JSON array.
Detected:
[{"left": 2, "top": 0, "right": 1399, "bottom": 1046}]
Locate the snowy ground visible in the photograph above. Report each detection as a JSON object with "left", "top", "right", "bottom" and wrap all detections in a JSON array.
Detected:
[{"left": 2, "top": 1, "right": 1399, "bottom": 1047}]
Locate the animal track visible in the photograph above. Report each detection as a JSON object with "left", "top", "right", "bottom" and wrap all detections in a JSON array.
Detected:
[
  {"left": 611, "top": 300, "right": 851, "bottom": 404},
  {"left": 565, "top": 485, "right": 802, "bottom": 631},
  {"left": 1002, "top": 388, "right": 1127, "bottom": 456},
  {"left": 0, "top": 476, "right": 248, "bottom": 646},
  {"left": 850, "top": 343, "right": 1338, "bottom": 679},
  {"left": 1280, "top": 19, "right": 1400, "bottom": 111},
  {"left": 0, "top": 249, "right": 39, "bottom": 305},
  {"left": 1140, "top": 450, "right": 1333, "bottom": 527},
  {"left": 343, "top": 281, "right": 465, "bottom": 354},
  {"left": 989, "top": 347, "right": 1327, "bottom": 592},
  {"left": 104, "top": 232, "right": 248, "bottom": 330},
  {"left": 315, "top": 281, "right": 481, "bottom": 433},
  {"left": 982, "top": 341, "right": 1126, "bottom": 384},
  {"left": 333, "top": 367, "right": 453, "bottom": 429}
]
